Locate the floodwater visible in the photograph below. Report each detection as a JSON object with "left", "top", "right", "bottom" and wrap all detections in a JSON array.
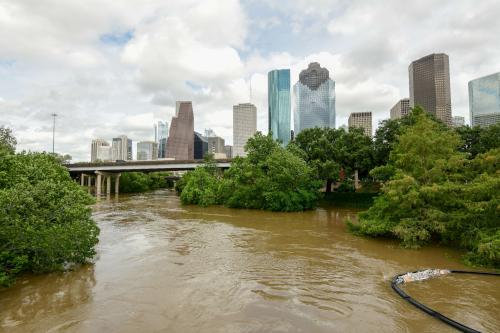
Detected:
[{"left": 0, "top": 190, "right": 498, "bottom": 333}]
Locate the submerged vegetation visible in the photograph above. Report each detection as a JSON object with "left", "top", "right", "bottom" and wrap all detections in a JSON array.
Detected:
[
  {"left": 119, "top": 172, "right": 174, "bottom": 193},
  {"left": 179, "top": 133, "right": 321, "bottom": 211},
  {"left": 350, "top": 111, "right": 500, "bottom": 268},
  {"left": 1, "top": 130, "right": 99, "bottom": 286}
]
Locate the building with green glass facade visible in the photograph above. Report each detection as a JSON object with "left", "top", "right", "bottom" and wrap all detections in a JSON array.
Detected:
[{"left": 268, "top": 69, "right": 291, "bottom": 146}]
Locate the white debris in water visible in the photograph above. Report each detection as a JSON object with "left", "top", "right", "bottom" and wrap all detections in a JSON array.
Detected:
[{"left": 396, "top": 269, "right": 451, "bottom": 284}]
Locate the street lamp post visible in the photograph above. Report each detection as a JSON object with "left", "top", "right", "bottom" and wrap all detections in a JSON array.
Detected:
[{"left": 51, "top": 113, "right": 57, "bottom": 154}]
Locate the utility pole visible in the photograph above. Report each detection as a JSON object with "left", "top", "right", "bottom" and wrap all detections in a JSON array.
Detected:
[{"left": 51, "top": 113, "right": 57, "bottom": 154}]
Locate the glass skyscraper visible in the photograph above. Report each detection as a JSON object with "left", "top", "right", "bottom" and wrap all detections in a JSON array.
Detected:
[
  {"left": 293, "top": 62, "right": 335, "bottom": 135},
  {"left": 268, "top": 69, "right": 291, "bottom": 146},
  {"left": 468, "top": 72, "right": 500, "bottom": 127}
]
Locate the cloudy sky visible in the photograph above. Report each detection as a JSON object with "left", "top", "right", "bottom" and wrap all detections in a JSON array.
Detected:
[{"left": 1, "top": 0, "right": 499, "bottom": 161}]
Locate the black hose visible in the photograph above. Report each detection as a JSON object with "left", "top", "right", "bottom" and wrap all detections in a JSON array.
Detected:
[{"left": 391, "top": 269, "right": 500, "bottom": 333}]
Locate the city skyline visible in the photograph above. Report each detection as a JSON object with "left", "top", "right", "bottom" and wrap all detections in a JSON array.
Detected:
[{"left": 1, "top": 1, "right": 499, "bottom": 161}]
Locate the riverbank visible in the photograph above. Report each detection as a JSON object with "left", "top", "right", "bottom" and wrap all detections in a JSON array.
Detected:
[{"left": 321, "top": 192, "right": 377, "bottom": 208}]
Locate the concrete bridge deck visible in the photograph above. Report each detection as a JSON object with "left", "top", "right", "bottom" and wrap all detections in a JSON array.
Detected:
[{"left": 67, "top": 159, "right": 232, "bottom": 173}]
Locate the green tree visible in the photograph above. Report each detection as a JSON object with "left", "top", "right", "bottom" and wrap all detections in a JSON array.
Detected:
[
  {"left": 351, "top": 112, "right": 500, "bottom": 268},
  {"left": 119, "top": 172, "right": 151, "bottom": 193},
  {"left": 0, "top": 126, "right": 17, "bottom": 156},
  {"left": 178, "top": 132, "right": 322, "bottom": 211},
  {"left": 456, "top": 123, "right": 500, "bottom": 158},
  {"left": 0, "top": 152, "right": 99, "bottom": 286}
]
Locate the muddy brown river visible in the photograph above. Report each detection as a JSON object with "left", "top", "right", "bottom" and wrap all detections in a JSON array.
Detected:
[{"left": 0, "top": 190, "right": 498, "bottom": 332}]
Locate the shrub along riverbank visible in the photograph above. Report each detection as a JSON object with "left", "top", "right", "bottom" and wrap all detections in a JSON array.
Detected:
[
  {"left": 119, "top": 172, "right": 174, "bottom": 193},
  {"left": 0, "top": 127, "right": 99, "bottom": 286}
]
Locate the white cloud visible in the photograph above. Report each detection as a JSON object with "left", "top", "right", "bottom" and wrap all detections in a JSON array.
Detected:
[{"left": 0, "top": 0, "right": 499, "bottom": 161}]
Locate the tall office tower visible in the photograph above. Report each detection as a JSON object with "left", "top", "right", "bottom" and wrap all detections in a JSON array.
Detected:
[
  {"left": 409, "top": 53, "right": 452, "bottom": 125},
  {"left": 166, "top": 101, "right": 194, "bottom": 160},
  {"left": 194, "top": 132, "right": 208, "bottom": 159},
  {"left": 98, "top": 146, "right": 112, "bottom": 162},
  {"left": 224, "top": 145, "right": 233, "bottom": 159},
  {"left": 268, "top": 69, "right": 291, "bottom": 146},
  {"left": 348, "top": 112, "right": 372, "bottom": 137},
  {"left": 293, "top": 62, "right": 336, "bottom": 135},
  {"left": 233, "top": 103, "right": 257, "bottom": 157},
  {"left": 91, "top": 139, "right": 109, "bottom": 162},
  {"left": 468, "top": 72, "right": 500, "bottom": 127},
  {"left": 111, "top": 135, "right": 132, "bottom": 161},
  {"left": 390, "top": 98, "right": 411, "bottom": 119},
  {"left": 137, "top": 141, "right": 158, "bottom": 160},
  {"left": 452, "top": 116, "right": 465, "bottom": 127},
  {"left": 155, "top": 121, "right": 169, "bottom": 158},
  {"left": 208, "top": 136, "right": 225, "bottom": 154}
]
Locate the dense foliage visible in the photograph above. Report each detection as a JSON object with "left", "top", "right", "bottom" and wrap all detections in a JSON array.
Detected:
[
  {"left": 179, "top": 134, "right": 321, "bottom": 211},
  {"left": 0, "top": 151, "right": 99, "bottom": 286},
  {"left": 290, "top": 126, "right": 373, "bottom": 192},
  {"left": 455, "top": 123, "right": 500, "bottom": 158},
  {"left": 350, "top": 113, "right": 500, "bottom": 268},
  {"left": 119, "top": 172, "right": 174, "bottom": 193}
]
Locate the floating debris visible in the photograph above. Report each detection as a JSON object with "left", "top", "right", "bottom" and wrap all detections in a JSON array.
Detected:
[{"left": 395, "top": 269, "right": 451, "bottom": 284}]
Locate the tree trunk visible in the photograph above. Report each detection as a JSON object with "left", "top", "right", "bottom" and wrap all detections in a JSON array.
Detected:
[{"left": 326, "top": 179, "right": 332, "bottom": 193}]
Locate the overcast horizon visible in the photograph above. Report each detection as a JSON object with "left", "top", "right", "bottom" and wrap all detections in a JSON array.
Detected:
[{"left": 1, "top": 0, "right": 499, "bottom": 161}]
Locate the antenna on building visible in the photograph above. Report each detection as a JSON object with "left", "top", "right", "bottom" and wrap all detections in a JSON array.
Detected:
[{"left": 51, "top": 113, "right": 57, "bottom": 153}]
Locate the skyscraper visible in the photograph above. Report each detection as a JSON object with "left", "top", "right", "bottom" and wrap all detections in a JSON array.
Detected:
[
  {"left": 155, "top": 121, "right": 169, "bottom": 158},
  {"left": 91, "top": 139, "right": 109, "bottom": 162},
  {"left": 409, "top": 53, "right": 452, "bottom": 125},
  {"left": 468, "top": 72, "right": 500, "bottom": 127},
  {"left": 137, "top": 141, "right": 158, "bottom": 160},
  {"left": 293, "top": 62, "right": 336, "bottom": 135},
  {"left": 194, "top": 132, "right": 208, "bottom": 160},
  {"left": 268, "top": 69, "right": 291, "bottom": 146},
  {"left": 224, "top": 145, "right": 233, "bottom": 159},
  {"left": 390, "top": 98, "right": 411, "bottom": 119},
  {"left": 452, "top": 116, "right": 465, "bottom": 127},
  {"left": 112, "top": 135, "right": 132, "bottom": 161},
  {"left": 166, "top": 101, "right": 194, "bottom": 160},
  {"left": 348, "top": 112, "right": 372, "bottom": 137},
  {"left": 233, "top": 103, "right": 257, "bottom": 157},
  {"left": 208, "top": 136, "right": 225, "bottom": 154}
]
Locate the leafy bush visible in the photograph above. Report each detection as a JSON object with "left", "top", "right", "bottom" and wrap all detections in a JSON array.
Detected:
[
  {"left": 179, "top": 133, "right": 322, "bottom": 212},
  {"left": 119, "top": 172, "right": 173, "bottom": 193},
  {"left": 0, "top": 152, "right": 99, "bottom": 286}
]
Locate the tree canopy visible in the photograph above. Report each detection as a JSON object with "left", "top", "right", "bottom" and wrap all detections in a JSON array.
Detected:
[
  {"left": 0, "top": 152, "right": 99, "bottom": 286},
  {"left": 0, "top": 126, "right": 17, "bottom": 156},
  {"left": 351, "top": 112, "right": 500, "bottom": 268}
]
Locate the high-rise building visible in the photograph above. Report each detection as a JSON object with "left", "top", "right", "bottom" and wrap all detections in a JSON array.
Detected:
[
  {"left": 155, "top": 121, "right": 169, "bottom": 158},
  {"left": 224, "top": 145, "right": 232, "bottom": 159},
  {"left": 208, "top": 136, "right": 225, "bottom": 154},
  {"left": 268, "top": 69, "right": 291, "bottom": 146},
  {"left": 390, "top": 98, "right": 411, "bottom": 119},
  {"left": 204, "top": 128, "right": 216, "bottom": 138},
  {"left": 468, "top": 72, "right": 500, "bottom": 127},
  {"left": 112, "top": 135, "right": 132, "bottom": 161},
  {"left": 409, "top": 53, "right": 452, "bottom": 125},
  {"left": 293, "top": 62, "right": 336, "bottom": 135},
  {"left": 91, "top": 139, "right": 110, "bottom": 162},
  {"left": 194, "top": 132, "right": 208, "bottom": 160},
  {"left": 233, "top": 103, "right": 257, "bottom": 157},
  {"left": 452, "top": 116, "right": 465, "bottom": 127},
  {"left": 348, "top": 112, "right": 372, "bottom": 137},
  {"left": 137, "top": 141, "right": 158, "bottom": 160},
  {"left": 166, "top": 101, "right": 194, "bottom": 160}
]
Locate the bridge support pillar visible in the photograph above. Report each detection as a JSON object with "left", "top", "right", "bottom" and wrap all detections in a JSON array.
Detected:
[
  {"left": 96, "top": 173, "right": 102, "bottom": 197},
  {"left": 115, "top": 173, "right": 121, "bottom": 195},
  {"left": 106, "top": 175, "right": 111, "bottom": 195}
]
